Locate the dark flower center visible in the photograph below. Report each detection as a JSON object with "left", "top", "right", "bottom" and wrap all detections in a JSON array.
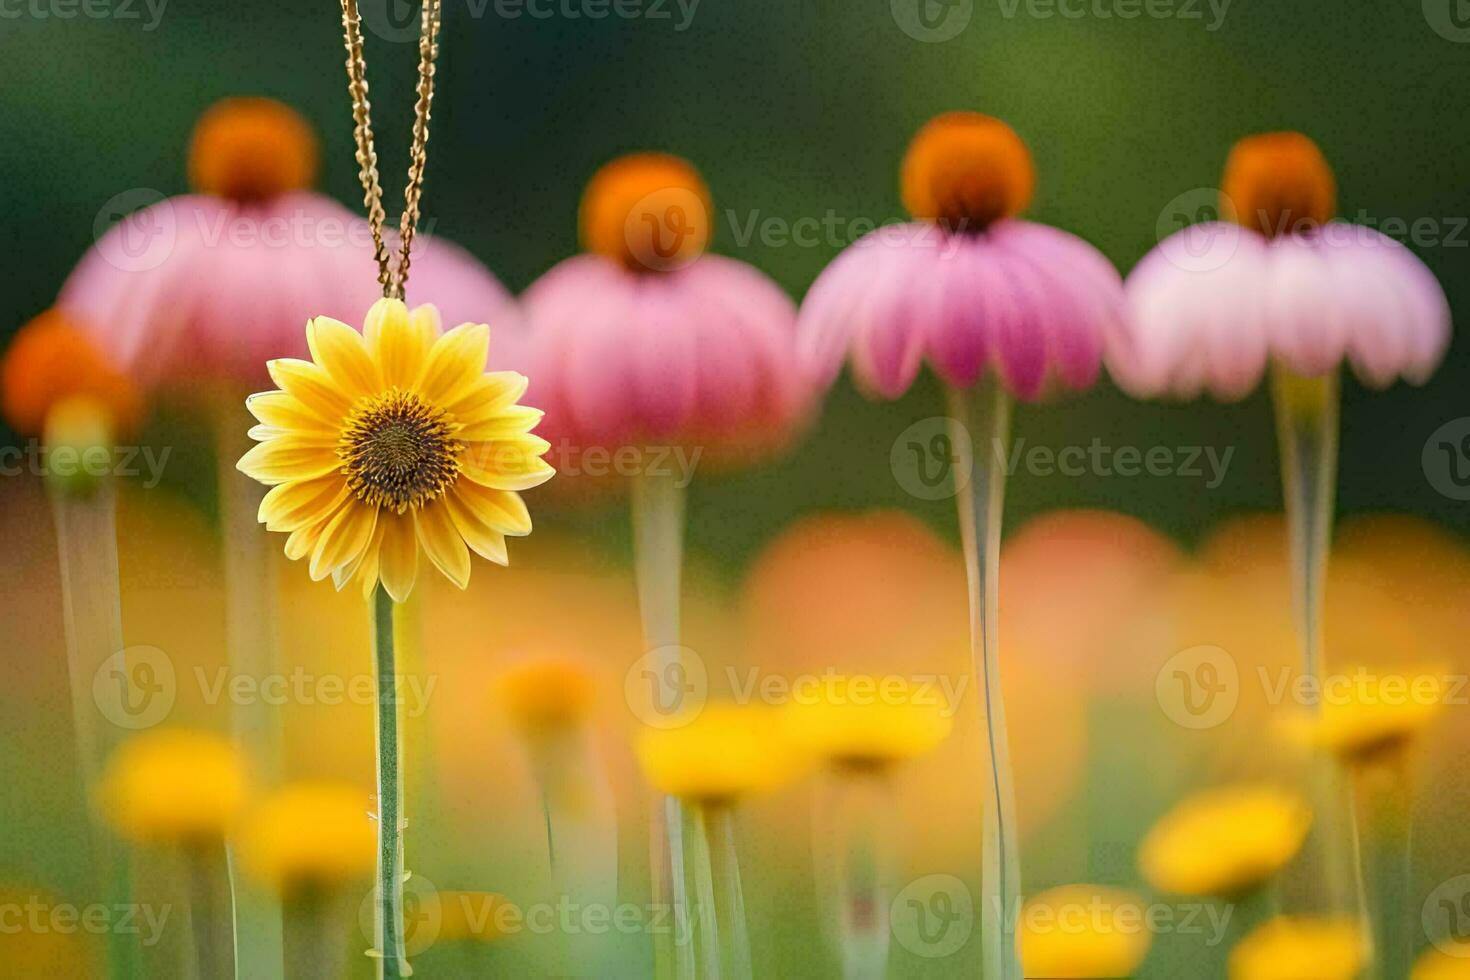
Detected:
[{"left": 339, "top": 389, "right": 462, "bottom": 512}]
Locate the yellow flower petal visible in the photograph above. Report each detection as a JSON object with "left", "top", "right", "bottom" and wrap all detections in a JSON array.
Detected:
[
  {"left": 449, "top": 480, "right": 532, "bottom": 536},
  {"left": 309, "top": 501, "right": 379, "bottom": 582},
  {"left": 458, "top": 405, "right": 544, "bottom": 443},
  {"left": 237, "top": 438, "right": 341, "bottom": 485},
  {"left": 444, "top": 490, "right": 510, "bottom": 565},
  {"left": 365, "top": 299, "right": 433, "bottom": 390},
  {"left": 444, "top": 371, "right": 530, "bottom": 423},
  {"left": 415, "top": 500, "right": 470, "bottom": 588},
  {"left": 247, "top": 390, "right": 338, "bottom": 432},
  {"left": 376, "top": 510, "right": 419, "bottom": 603},
  {"left": 333, "top": 519, "right": 384, "bottom": 592},
  {"left": 414, "top": 322, "right": 489, "bottom": 404},
  {"left": 258, "top": 474, "right": 349, "bottom": 532},
  {"left": 307, "top": 316, "right": 379, "bottom": 401},
  {"left": 459, "top": 438, "right": 555, "bottom": 492},
  {"left": 267, "top": 358, "right": 353, "bottom": 420}
]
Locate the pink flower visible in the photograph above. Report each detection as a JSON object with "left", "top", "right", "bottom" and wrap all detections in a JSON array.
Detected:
[
  {"left": 1110, "top": 132, "right": 1451, "bottom": 400},
  {"left": 1111, "top": 222, "right": 1450, "bottom": 400},
  {"left": 523, "top": 154, "right": 809, "bottom": 477},
  {"left": 797, "top": 112, "right": 1122, "bottom": 402},
  {"left": 57, "top": 98, "right": 517, "bottom": 391}
]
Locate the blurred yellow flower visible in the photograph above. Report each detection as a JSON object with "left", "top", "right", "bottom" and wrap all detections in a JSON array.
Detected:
[
  {"left": 238, "top": 298, "right": 552, "bottom": 601},
  {"left": 238, "top": 782, "right": 376, "bottom": 894},
  {"left": 1413, "top": 943, "right": 1470, "bottom": 979},
  {"left": 495, "top": 656, "right": 598, "bottom": 733},
  {"left": 1019, "top": 884, "right": 1152, "bottom": 979},
  {"left": 1306, "top": 666, "right": 1446, "bottom": 763},
  {"left": 782, "top": 674, "right": 953, "bottom": 768},
  {"left": 1138, "top": 785, "right": 1311, "bottom": 897},
  {"left": 99, "top": 729, "right": 248, "bottom": 844},
  {"left": 438, "top": 890, "right": 517, "bottom": 943},
  {"left": 635, "top": 703, "right": 811, "bottom": 803},
  {"left": 1228, "top": 916, "right": 1364, "bottom": 980}
]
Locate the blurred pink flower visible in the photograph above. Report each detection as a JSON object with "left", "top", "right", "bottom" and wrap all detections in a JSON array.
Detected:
[
  {"left": 523, "top": 154, "right": 809, "bottom": 476},
  {"left": 798, "top": 219, "right": 1124, "bottom": 401},
  {"left": 57, "top": 98, "right": 517, "bottom": 391},
  {"left": 1111, "top": 221, "right": 1451, "bottom": 400}
]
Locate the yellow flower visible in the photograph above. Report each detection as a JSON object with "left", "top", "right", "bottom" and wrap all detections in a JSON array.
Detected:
[
  {"left": 438, "top": 891, "right": 517, "bottom": 943},
  {"left": 782, "top": 674, "right": 953, "bottom": 768},
  {"left": 1310, "top": 666, "right": 1446, "bottom": 763},
  {"left": 1019, "top": 885, "right": 1152, "bottom": 979},
  {"left": 1138, "top": 785, "right": 1311, "bottom": 897},
  {"left": 237, "top": 782, "right": 376, "bottom": 895},
  {"left": 635, "top": 703, "right": 811, "bottom": 804},
  {"left": 1414, "top": 943, "right": 1470, "bottom": 979},
  {"left": 495, "top": 656, "right": 598, "bottom": 733},
  {"left": 238, "top": 299, "right": 553, "bottom": 601},
  {"left": 1228, "top": 917, "right": 1364, "bottom": 980},
  {"left": 99, "top": 729, "right": 248, "bottom": 844}
]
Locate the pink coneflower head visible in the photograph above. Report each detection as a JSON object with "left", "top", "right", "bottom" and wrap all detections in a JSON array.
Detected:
[
  {"left": 58, "top": 97, "right": 517, "bottom": 391},
  {"left": 1110, "top": 133, "right": 1450, "bottom": 400},
  {"left": 798, "top": 112, "right": 1122, "bottom": 402},
  {"left": 524, "top": 154, "right": 808, "bottom": 482}
]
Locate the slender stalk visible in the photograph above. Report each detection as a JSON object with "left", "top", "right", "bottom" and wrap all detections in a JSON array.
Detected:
[
  {"left": 183, "top": 844, "right": 232, "bottom": 980},
  {"left": 817, "top": 768, "right": 896, "bottom": 980},
  {"left": 631, "top": 469, "right": 693, "bottom": 980},
  {"left": 945, "top": 381, "right": 1022, "bottom": 980},
  {"left": 682, "top": 802, "right": 722, "bottom": 979},
  {"left": 284, "top": 891, "right": 351, "bottom": 980},
  {"left": 50, "top": 483, "right": 140, "bottom": 980},
  {"left": 704, "top": 804, "right": 752, "bottom": 980},
  {"left": 1270, "top": 366, "right": 1367, "bottom": 934},
  {"left": 372, "top": 587, "right": 409, "bottom": 979},
  {"left": 1354, "top": 759, "right": 1413, "bottom": 980},
  {"left": 214, "top": 403, "right": 284, "bottom": 977}
]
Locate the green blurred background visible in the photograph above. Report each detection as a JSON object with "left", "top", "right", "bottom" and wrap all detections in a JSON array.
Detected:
[{"left": 2, "top": 0, "right": 1467, "bottom": 562}]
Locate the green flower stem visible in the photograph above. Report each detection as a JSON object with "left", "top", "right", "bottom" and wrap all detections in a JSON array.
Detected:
[
  {"left": 183, "top": 844, "right": 233, "bottom": 980},
  {"left": 372, "top": 587, "right": 409, "bottom": 979},
  {"left": 215, "top": 406, "right": 284, "bottom": 978},
  {"left": 946, "top": 380, "right": 1022, "bottom": 980},
  {"left": 50, "top": 482, "right": 140, "bottom": 980},
  {"left": 1271, "top": 366, "right": 1368, "bottom": 934},
  {"left": 682, "top": 802, "right": 722, "bottom": 979},
  {"left": 819, "top": 768, "right": 896, "bottom": 980},
  {"left": 284, "top": 890, "right": 351, "bottom": 980},
  {"left": 631, "top": 469, "right": 694, "bottom": 980},
  {"left": 1354, "top": 760, "right": 1413, "bottom": 980},
  {"left": 703, "top": 803, "right": 752, "bottom": 980}
]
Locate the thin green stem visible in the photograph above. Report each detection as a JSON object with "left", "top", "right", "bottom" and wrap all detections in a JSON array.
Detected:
[
  {"left": 284, "top": 891, "right": 350, "bottom": 980},
  {"left": 946, "top": 380, "right": 1022, "bottom": 980},
  {"left": 1355, "top": 760, "right": 1413, "bottom": 980},
  {"left": 215, "top": 406, "right": 283, "bottom": 977},
  {"left": 183, "top": 845, "right": 231, "bottom": 980},
  {"left": 820, "top": 769, "right": 895, "bottom": 980},
  {"left": 1271, "top": 366, "right": 1367, "bottom": 935},
  {"left": 704, "top": 804, "right": 752, "bottom": 980},
  {"left": 683, "top": 803, "right": 722, "bottom": 979},
  {"left": 372, "top": 587, "right": 409, "bottom": 979},
  {"left": 50, "top": 483, "right": 140, "bottom": 980},
  {"left": 631, "top": 469, "right": 693, "bottom": 980}
]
